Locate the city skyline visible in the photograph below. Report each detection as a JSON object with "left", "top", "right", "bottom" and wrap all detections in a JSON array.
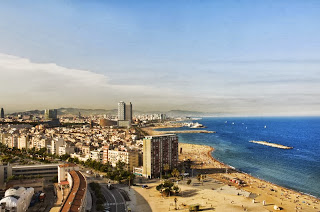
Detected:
[{"left": 0, "top": 1, "right": 320, "bottom": 116}]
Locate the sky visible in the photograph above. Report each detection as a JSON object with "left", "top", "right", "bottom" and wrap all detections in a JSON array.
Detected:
[{"left": 0, "top": 0, "right": 319, "bottom": 116}]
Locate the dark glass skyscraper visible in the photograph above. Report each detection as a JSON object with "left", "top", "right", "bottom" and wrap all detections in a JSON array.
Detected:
[{"left": 0, "top": 108, "right": 4, "bottom": 118}]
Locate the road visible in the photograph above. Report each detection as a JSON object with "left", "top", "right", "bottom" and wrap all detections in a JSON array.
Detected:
[
  {"left": 100, "top": 183, "right": 127, "bottom": 212},
  {"left": 83, "top": 170, "right": 127, "bottom": 212}
]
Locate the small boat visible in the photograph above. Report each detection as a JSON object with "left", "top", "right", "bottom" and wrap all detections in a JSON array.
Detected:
[{"left": 264, "top": 125, "right": 267, "bottom": 128}]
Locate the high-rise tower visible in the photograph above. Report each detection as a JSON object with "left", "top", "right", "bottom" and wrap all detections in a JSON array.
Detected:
[
  {"left": 125, "top": 102, "right": 132, "bottom": 123},
  {"left": 143, "top": 134, "right": 179, "bottom": 178},
  {"left": 44, "top": 109, "right": 58, "bottom": 120},
  {"left": 0, "top": 108, "right": 4, "bottom": 118},
  {"left": 118, "top": 101, "right": 126, "bottom": 121},
  {"left": 117, "top": 101, "right": 133, "bottom": 127}
]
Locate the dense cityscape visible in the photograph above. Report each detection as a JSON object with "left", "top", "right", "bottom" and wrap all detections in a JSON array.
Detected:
[
  {"left": 0, "top": 102, "right": 182, "bottom": 212},
  {"left": 1, "top": 1, "right": 320, "bottom": 212}
]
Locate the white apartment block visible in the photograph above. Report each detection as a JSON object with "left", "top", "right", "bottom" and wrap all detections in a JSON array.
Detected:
[
  {"left": 30, "top": 137, "right": 50, "bottom": 150},
  {"left": 108, "top": 150, "right": 139, "bottom": 172},
  {"left": 18, "top": 135, "right": 29, "bottom": 149},
  {"left": 51, "top": 138, "right": 65, "bottom": 155},
  {"left": 90, "top": 149, "right": 103, "bottom": 162},
  {"left": 58, "top": 144, "right": 75, "bottom": 156},
  {"left": 70, "top": 153, "right": 90, "bottom": 162}
]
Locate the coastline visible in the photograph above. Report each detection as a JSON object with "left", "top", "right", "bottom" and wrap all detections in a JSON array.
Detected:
[{"left": 140, "top": 126, "right": 320, "bottom": 212}]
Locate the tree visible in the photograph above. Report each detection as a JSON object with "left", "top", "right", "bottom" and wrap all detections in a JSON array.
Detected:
[
  {"left": 60, "top": 154, "right": 70, "bottom": 161},
  {"left": 174, "top": 198, "right": 178, "bottom": 210},
  {"left": 173, "top": 185, "right": 180, "bottom": 193},
  {"left": 187, "top": 179, "right": 192, "bottom": 185},
  {"left": 180, "top": 169, "right": 185, "bottom": 180},
  {"left": 127, "top": 174, "right": 135, "bottom": 189},
  {"left": 116, "top": 161, "right": 126, "bottom": 171},
  {"left": 52, "top": 175, "right": 58, "bottom": 183},
  {"left": 197, "top": 174, "right": 201, "bottom": 183},
  {"left": 171, "top": 168, "right": 180, "bottom": 180},
  {"left": 156, "top": 180, "right": 179, "bottom": 197},
  {"left": 197, "top": 174, "right": 206, "bottom": 185},
  {"left": 163, "top": 163, "right": 170, "bottom": 176}
]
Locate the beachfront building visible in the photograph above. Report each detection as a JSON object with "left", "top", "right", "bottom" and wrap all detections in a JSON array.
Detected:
[{"left": 142, "top": 134, "right": 179, "bottom": 178}]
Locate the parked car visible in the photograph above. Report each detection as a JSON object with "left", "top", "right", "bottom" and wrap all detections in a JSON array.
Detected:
[
  {"left": 142, "top": 185, "right": 149, "bottom": 189},
  {"left": 39, "top": 193, "right": 46, "bottom": 202}
]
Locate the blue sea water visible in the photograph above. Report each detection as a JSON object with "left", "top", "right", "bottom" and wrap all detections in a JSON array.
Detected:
[{"left": 157, "top": 117, "right": 320, "bottom": 198}]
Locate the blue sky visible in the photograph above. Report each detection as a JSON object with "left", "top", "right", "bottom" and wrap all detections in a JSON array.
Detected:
[{"left": 0, "top": 0, "right": 319, "bottom": 115}]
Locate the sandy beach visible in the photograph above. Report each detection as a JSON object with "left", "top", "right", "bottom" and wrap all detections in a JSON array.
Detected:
[{"left": 128, "top": 127, "right": 319, "bottom": 212}]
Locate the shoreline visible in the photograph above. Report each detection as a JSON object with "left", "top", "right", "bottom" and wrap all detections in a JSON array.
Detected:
[
  {"left": 141, "top": 126, "right": 320, "bottom": 211},
  {"left": 179, "top": 142, "right": 320, "bottom": 211},
  {"left": 203, "top": 142, "right": 319, "bottom": 199}
]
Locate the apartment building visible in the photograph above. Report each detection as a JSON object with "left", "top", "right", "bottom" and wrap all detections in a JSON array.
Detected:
[{"left": 142, "top": 134, "right": 179, "bottom": 178}]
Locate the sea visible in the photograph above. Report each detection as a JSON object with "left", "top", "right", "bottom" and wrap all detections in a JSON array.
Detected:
[{"left": 156, "top": 117, "right": 320, "bottom": 198}]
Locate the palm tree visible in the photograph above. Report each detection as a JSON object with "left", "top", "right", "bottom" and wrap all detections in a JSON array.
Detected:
[
  {"left": 180, "top": 169, "right": 185, "bottom": 180},
  {"left": 163, "top": 163, "right": 170, "bottom": 177},
  {"left": 197, "top": 174, "right": 201, "bottom": 182},
  {"left": 171, "top": 168, "right": 180, "bottom": 180},
  {"left": 174, "top": 198, "right": 178, "bottom": 210}
]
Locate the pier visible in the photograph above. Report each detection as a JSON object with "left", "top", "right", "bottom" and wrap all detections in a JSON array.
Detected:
[{"left": 249, "top": 140, "right": 293, "bottom": 149}]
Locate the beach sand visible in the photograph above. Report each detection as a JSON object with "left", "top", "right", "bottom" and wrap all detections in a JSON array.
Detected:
[
  {"left": 128, "top": 127, "right": 319, "bottom": 212},
  {"left": 178, "top": 143, "right": 319, "bottom": 212}
]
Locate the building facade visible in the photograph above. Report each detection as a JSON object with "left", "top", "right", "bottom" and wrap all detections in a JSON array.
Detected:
[
  {"left": 102, "top": 145, "right": 109, "bottom": 164},
  {"left": 118, "top": 101, "right": 126, "bottom": 121},
  {"left": 125, "top": 102, "right": 132, "bottom": 123},
  {"left": 117, "top": 101, "right": 132, "bottom": 127},
  {"left": 142, "top": 134, "right": 179, "bottom": 178},
  {"left": 0, "top": 164, "right": 60, "bottom": 189},
  {"left": 0, "top": 108, "right": 4, "bottom": 118},
  {"left": 58, "top": 163, "right": 79, "bottom": 183},
  {"left": 51, "top": 138, "right": 65, "bottom": 155},
  {"left": 44, "top": 109, "right": 58, "bottom": 120},
  {"left": 108, "top": 149, "right": 139, "bottom": 172}
]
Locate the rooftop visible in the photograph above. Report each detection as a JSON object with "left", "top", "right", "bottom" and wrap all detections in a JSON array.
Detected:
[
  {"left": 60, "top": 171, "right": 87, "bottom": 212},
  {"left": 58, "top": 163, "right": 77, "bottom": 168},
  {"left": 144, "top": 134, "right": 177, "bottom": 138}
]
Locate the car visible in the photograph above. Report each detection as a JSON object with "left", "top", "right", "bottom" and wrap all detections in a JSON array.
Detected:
[{"left": 142, "top": 185, "right": 149, "bottom": 189}]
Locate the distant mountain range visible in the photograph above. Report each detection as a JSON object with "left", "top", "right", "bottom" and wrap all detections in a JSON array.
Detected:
[
  {"left": 9, "top": 108, "right": 117, "bottom": 116},
  {"left": 9, "top": 108, "right": 216, "bottom": 117}
]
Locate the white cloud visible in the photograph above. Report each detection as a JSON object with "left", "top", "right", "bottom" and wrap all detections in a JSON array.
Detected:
[
  {"left": 0, "top": 53, "right": 319, "bottom": 116},
  {"left": 0, "top": 53, "right": 177, "bottom": 111}
]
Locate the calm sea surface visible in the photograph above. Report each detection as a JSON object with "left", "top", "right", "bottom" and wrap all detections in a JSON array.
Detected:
[{"left": 157, "top": 117, "right": 320, "bottom": 198}]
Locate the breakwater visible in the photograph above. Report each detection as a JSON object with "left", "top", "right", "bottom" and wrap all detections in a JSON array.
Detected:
[
  {"left": 249, "top": 140, "right": 293, "bottom": 149},
  {"left": 159, "top": 130, "right": 215, "bottom": 134}
]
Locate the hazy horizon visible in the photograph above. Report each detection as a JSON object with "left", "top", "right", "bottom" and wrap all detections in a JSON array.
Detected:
[{"left": 0, "top": 1, "right": 319, "bottom": 116}]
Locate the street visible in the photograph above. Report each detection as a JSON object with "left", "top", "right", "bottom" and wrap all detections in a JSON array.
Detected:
[
  {"left": 83, "top": 170, "right": 127, "bottom": 212},
  {"left": 100, "top": 183, "right": 127, "bottom": 212}
]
